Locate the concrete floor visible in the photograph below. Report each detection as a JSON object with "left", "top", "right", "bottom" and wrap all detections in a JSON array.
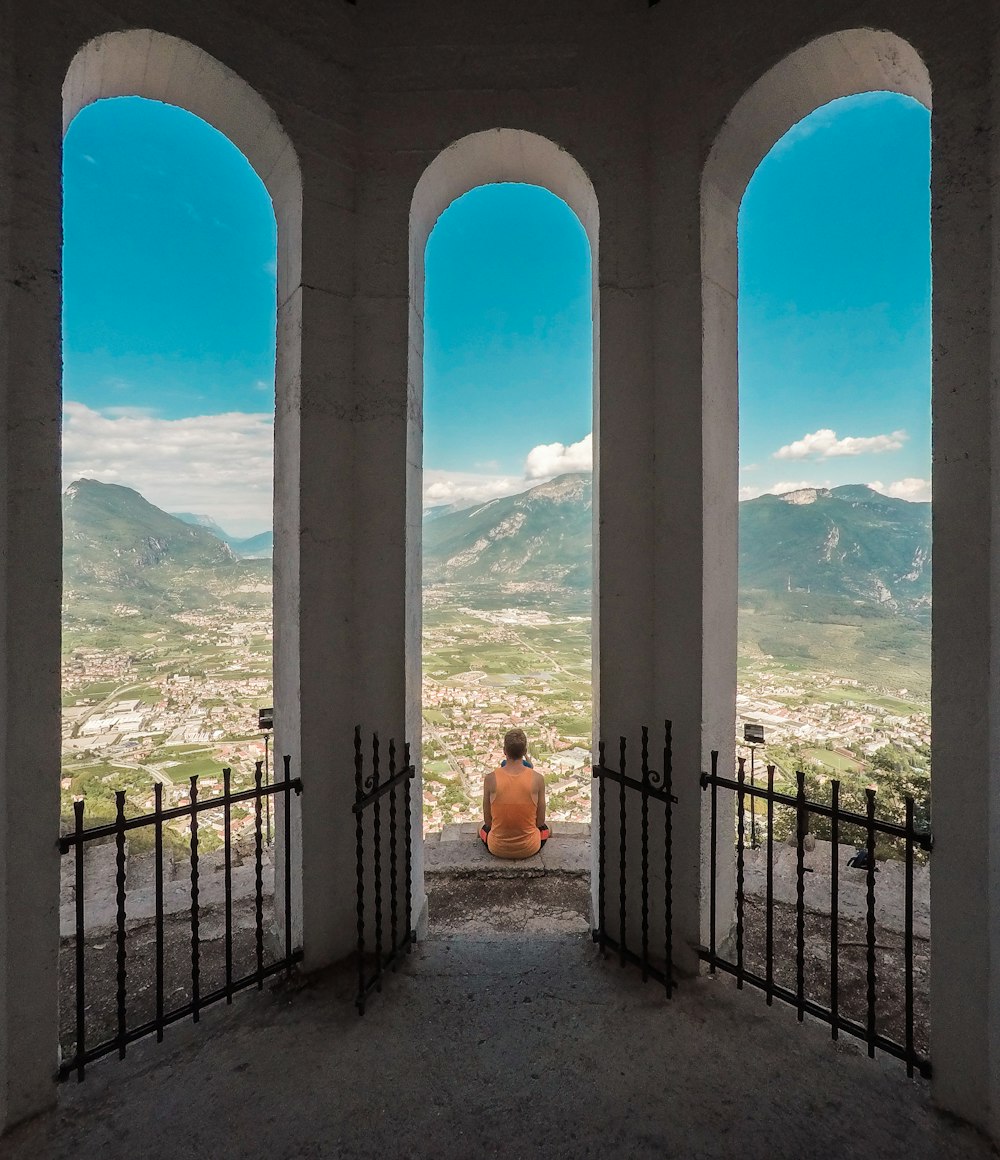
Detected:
[{"left": 6, "top": 866, "right": 993, "bottom": 1160}]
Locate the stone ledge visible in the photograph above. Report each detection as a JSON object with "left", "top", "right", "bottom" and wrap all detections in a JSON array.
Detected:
[
  {"left": 425, "top": 820, "right": 591, "bottom": 844},
  {"left": 424, "top": 825, "right": 590, "bottom": 878}
]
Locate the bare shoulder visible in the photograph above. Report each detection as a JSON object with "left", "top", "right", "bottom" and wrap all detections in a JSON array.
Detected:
[
  {"left": 534, "top": 768, "right": 546, "bottom": 790},
  {"left": 484, "top": 768, "right": 498, "bottom": 790}
]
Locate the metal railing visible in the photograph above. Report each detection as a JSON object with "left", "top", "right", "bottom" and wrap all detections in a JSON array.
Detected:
[
  {"left": 58, "top": 759, "right": 303, "bottom": 1081},
  {"left": 592, "top": 722, "right": 677, "bottom": 994},
  {"left": 699, "top": 753, "right": 932, "bottom": 1078},
  {"left": 353, "top": 728, "right": 416, "bottom": 1013}
]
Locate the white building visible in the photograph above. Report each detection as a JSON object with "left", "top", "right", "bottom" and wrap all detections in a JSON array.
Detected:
[{"left": 1, "top": 1, "right": 998, "bottom": 1148}]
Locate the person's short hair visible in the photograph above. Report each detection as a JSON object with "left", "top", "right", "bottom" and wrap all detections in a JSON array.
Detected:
[{"left": 503, "top": 728, "right": 528, "bottom": 760}]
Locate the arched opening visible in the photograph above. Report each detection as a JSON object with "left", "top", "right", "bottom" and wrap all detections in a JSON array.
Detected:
[
  {"left": 40, "top": 30, "right": 312, "bottom": 1076},
  {"left": 700, "top": 28, "right": 931, "bottom": 790},
  {"left": 737, "top": 90, "right": 931, "bottom": 799},
  {"left": 60, "top": 92, "right": 280, "bottom": 1048},
  {"left": 733, "top": 85, "right": 932, "bottom": 1047},
  {"left": 420, "top": 180, "right": 593, "bottom": 864},
  {"left": 701, "top": 30, "right": 931, "bottom": 747},
  {"left": 408, "top": 130, "right": 599, "bottom": 920},
  {"left": 62, "top": 94, "right": 278, "bottom": 820}
]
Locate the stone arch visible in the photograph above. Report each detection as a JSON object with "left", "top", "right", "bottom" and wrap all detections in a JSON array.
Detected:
[
  {"left": 64, "top": 30, "right": 302, "bottom": 309},
  {"left": 61, "top": 31, "right": 304, "bottom": 941},
  {"left": 408, "top": 131, "right": 599, "bottom": 487},
  {"left": 697, "top": 27, "right": 931, "bottom": 798},
  {"left": 405, "top": 129, "right": 599, "bottom": 888},
  {"left": 698, "top": 19, "right": 941, "bottom": 1100}
]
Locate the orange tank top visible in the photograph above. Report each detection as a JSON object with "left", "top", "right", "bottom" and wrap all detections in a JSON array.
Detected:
[{"left": 487, "top": 766, "right": 541, "bottom": 860}]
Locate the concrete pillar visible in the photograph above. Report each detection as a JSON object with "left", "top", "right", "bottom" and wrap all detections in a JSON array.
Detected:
[
  {"left": 928, "top": 41, "right": 1000, "bottom": 1136},
  {"left": 648, "top": 134, "right": 736, "bottom": 976},
  {"left": 273, "top": 185, "right": 373, "bottom": 969},
  {"left": 0, "top": 32, "right": 62, "bottom": 1133},
  {"left": 270, "top": 38, "right": 423, "bottom": 962}
]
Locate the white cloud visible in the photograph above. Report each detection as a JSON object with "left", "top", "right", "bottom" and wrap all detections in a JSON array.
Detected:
[
  {"left": 62, "top": 402, "right": 273, "bottom": 535},
  {"left": 424, "top": 430, "right": 593, "bottom": 510},
  {"left": 423, "top": 470, "right": 525, "bottom": 509},
  {"left": 773, "top": 428, "right": 907, "bottom": 461},
  {"left": 524, "top": 433, "right": 593, "bottom": 479},
  {"left": 868, "top": 477, "right": 931, "bottom": 503},
  {"left": 101, "top": 405, "right": 159, "bottom": 420}
]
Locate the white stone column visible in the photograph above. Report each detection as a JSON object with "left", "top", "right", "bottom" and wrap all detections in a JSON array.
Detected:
[
  {"left": 273, "top": 124, "right": 420, "bottom": 967},
  {"left": 0, "top": 44, "right": 62, "bottom": 1133},
  {"left": 649, "top": 141, "right": 736, "bottom": 976},
  {"left": 273, "top": 182, "right": 368, "bottom": 968},
  {"left": 928, "top": 49, "right": 1000, "bottom": 1136}
]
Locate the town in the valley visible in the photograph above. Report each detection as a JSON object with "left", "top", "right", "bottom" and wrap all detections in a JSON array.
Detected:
[{"left": 62, "top": 571, "right": 929, "bottom": 842}]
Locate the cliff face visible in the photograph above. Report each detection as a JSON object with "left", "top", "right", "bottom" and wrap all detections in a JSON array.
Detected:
[
  {"left": 423, "top": 475, "right": 931, "bottom": 617},
  {"left": 739, "top": 485, "right": 930, "bottom": 617},
  {"left": 422, "top": 473, "right": 592, "bottom": 588},
  {"left": 63, "top": 479, "right": 237, "bottom": 605}
]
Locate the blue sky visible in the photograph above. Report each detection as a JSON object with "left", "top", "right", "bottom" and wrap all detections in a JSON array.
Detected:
[
  {"left": 64, "top": 97, "right": 277, "bottom": 416},
  {"left": 739, "top": 91, "right": 931, "bottom": 501},
  {"left": 62, "top": 90, "right": 931, "bottom": 529},
  {"left": 63, "top": 97, "right": 277, "bottom": 535},
  {"left": 422, "top": 184, "right": 592, "bottom": 505}
]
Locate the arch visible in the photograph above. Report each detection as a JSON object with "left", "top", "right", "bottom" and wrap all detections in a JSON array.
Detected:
[
  {"left": 64, "top": 30, "right": 302, "bottom": 307},
  {"left": 697, "top": 19, "right": 938, "bottom": 1103},
  {"left": 408, "top": 131, "right": 599, "bottom": 502},
  {"left": 703, "top": 30, "right": 930, "bottom": 236},
  {"left": 697, "top": 28, "right": 931, "bottom": 764},
  {"left": 61, "top": 31, "right": 305, "bottom": 945},
  {"left": 405, "top": 129, "right": 600, "bottom": 895}
]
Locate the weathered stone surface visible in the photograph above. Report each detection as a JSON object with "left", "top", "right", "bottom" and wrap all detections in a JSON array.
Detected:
[
  {"left": 425, "top": 838, "right": 544, "bottom": 877},
  {"left": 426, "top": 833, "right": 590, "bottom": 879},
  {"left": 5, "top": 923, "right": 989, "bottom": 1160}
]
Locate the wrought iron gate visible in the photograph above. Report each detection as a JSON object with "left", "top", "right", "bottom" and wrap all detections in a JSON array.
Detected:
[
  {"left": 699, "top": 752, "right": 932, "bottom": 1077},
  {"left": 592, "top": 722, "right": 677, "bottom": 994},
  {"left": 353, "top": 727, "right": 416, "bottom": 1013},
  {"left": 58, "top": 759, "right": 303, "bottom": 1080}
]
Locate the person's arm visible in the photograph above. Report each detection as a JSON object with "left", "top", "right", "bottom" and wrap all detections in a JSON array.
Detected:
[
  {"left": 483, "top": 770, "right": 495, "bottom": 828},
  {"left": 535, "top": 771, "right": 546, "bottom": 828}
]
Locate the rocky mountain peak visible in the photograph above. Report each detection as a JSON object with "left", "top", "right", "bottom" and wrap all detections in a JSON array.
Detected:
[{"left": 780, "top": 487, "right": 832, "bottom": 506}]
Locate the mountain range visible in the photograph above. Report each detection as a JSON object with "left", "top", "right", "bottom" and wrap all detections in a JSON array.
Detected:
[
  {"left": 64, "top": 480, "right": 236, "bottom": 579},
  {"left": 739, "top": 485, "right": 929, "bottom": 617},
  {"left": 63, "top": 479, "right": 261, "bottom": 618},
  {"left": 172, "top": 512, "right": 273, "bottom": 559},
  {"left": 63, "top": 475, "right": 931, "bottom": 625},
  {"left": 422, "top": 474, "right": 931, "bottom": 618},
  {"left": 423, "top": 474, "right": 592, "bottom": 588}
]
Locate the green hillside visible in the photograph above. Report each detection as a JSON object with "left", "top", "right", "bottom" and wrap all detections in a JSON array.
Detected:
[
  {"left": 173, "top": 510, "right": 273, "bottom": 558},
  {"left": 739, "top": 485, "right": 930, "bottom": 617},
  {"left": 423, "top": 473, "right": 592, "bottom": 587},
  {"left": 63, "top": 479, "right": 245, "bottom": 621},
  {"left": 423, "top": 477, "right": 930, "bottom": 614}
]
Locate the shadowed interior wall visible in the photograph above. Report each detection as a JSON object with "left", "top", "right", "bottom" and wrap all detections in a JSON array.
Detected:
[{"left": 1, "top": 0, "right": 999, "bottom": 1143}]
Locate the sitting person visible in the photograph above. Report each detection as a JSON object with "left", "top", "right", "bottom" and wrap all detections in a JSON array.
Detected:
[{"left": 479, "top": 728, "right": 550, "bottom": 859}]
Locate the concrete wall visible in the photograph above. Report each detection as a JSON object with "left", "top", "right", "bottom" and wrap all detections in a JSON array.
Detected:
[
  {"left": 0, "top": 6, "right": 63, "bottom": 1131},
  {"left": 2, "top": 0, "right": 1000, "bottom": 1143}
]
